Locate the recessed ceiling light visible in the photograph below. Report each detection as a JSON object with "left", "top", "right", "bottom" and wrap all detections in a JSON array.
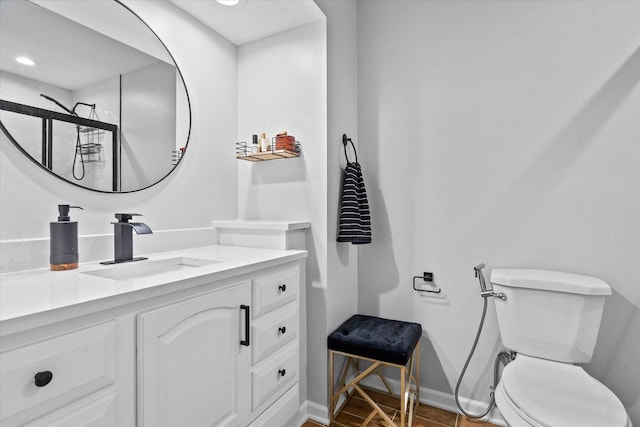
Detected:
[
  {"left": 216, "top": 0, "right": 240, "bottom": 6},
  {"left": 16, "top": 56, "right": 36, "bottom": 66}
]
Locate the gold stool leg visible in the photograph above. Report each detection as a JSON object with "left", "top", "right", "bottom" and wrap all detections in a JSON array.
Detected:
[
  {"left": 329, "top": 341, "right": 421, "bottom": 427},
  {"left": 354, "top": 383, "right": 397, "bottom": 427},
  {"left": 361, "top": 408, "right": 379, "bottom": 426},
  {"left": 400, "top": 365, "right": 406, "bottom": 427},
  {"left": 415, "top": 341, "right": 421, "bottom": 409},
  {"left": 329, "top": 350, "right": 335, "bottom": 424}
]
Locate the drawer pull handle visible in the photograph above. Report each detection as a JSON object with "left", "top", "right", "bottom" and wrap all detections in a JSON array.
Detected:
[
  {"left": 278, "top": 369, "right": 286, "bottom": 377},
  {"left": 240, "top": 305, "right": 250, "bottom": 346},
  {"left": 278, "top": 284, "right": 287, "bottom": 292},
  {"left": 34, "top": 371, "right": 53, "bottom": 387},
  {"left": 279, "top": 326, "right": 287, "bottom": 334}
]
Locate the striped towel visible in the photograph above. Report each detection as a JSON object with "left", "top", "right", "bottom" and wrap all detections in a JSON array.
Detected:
[{"left": 337, "top": 162, "right": 372, "bottom": 244}]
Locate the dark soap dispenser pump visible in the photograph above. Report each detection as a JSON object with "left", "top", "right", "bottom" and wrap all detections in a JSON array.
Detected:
[{"left": 50, "top": 204, "right": 83, "bottom": 271}]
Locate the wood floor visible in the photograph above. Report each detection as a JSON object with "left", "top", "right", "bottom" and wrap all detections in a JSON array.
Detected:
[{"left": 301, "top": 387, "right": 498, "bottom": 427}]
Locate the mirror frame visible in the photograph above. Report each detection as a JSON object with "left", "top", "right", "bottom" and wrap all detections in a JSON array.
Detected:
[{"left": 0, "top": 0, "right": 192, "bottom": 193}]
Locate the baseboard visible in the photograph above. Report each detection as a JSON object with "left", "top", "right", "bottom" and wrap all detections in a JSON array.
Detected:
[
  {"left": 359, "top": 376, "right": 507, "bottom": 426},
  {"left": 421, "top": 386, "right": 506, "bottom": 426},
  {"left": 295, "top": 400, "right": 329, "bottom": 426},
  {"left": 298, "top": 379, "right": 507, "bottom": 427}
]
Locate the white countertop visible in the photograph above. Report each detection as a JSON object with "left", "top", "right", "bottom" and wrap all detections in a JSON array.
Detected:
[{"left": 0, "top": 245, "right": 307, "bottom": 335}]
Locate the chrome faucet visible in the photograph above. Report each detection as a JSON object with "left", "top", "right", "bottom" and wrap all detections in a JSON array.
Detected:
[{"left": 101, "top": 213, "right": 152, "bottom": 265}]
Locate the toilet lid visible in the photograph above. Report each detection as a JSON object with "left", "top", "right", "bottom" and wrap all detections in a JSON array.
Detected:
[{"left": 501, "top": 355, "right": 628, "bottom": 427}]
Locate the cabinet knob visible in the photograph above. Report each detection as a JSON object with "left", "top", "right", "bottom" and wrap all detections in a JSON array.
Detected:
[
  {"left": 278, "top": 369, "right": 286, "bottom": 377},
  {"left": 278, "top": 326, "right": 286, "bottom": 334},
  {"left": 278, "top": 284, "right": 287, "bottom": 292},
  {"left": 34, "top": 371, "right": 53, "bottom": 387}
]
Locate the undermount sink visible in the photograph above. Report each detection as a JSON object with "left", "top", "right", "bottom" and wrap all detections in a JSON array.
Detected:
[{"left": 82, "top": 257, "right": 221, "bottom": 281}]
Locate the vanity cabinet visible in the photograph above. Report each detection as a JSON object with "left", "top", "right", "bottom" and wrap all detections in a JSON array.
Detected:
[
  {"left": 137, "top": 264, "right": 301, "bottom": 427},
  {"left": 0, "top": 251, "right": 304, "bottom": 427}
]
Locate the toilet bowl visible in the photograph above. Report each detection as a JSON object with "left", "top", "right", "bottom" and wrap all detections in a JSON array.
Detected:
[
  {"left": 489, "top": 269, "right": 632, "bottom": 427},
  {"left": 494, "top": 355, "right": 631, "bottom": 427}
]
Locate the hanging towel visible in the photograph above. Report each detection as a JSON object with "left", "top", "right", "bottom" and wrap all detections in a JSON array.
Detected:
[{"left": 337, "top": 161, "right": 372, "bottom": 244}]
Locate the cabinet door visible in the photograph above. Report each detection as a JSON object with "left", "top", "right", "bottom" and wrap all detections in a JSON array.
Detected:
[{"left": 138, "top": 282, "right": 251, "bottom": 427}]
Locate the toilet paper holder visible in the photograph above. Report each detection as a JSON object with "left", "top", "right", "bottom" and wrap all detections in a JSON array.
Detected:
[{"left": 412, "top": 272, "right": 441, "bottom": 294}]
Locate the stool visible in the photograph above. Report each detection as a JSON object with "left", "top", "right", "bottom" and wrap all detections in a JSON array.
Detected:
[{"left": 328, "top": 315, "right": 422, "bottom": 427}]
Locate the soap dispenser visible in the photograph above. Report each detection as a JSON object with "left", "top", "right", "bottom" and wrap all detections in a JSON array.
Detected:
[{"left": 50, "top": 204, "right": 83, "bottom": 271}]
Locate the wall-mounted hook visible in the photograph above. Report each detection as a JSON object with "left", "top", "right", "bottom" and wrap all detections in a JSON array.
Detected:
[{"left": 342, "top": 133, "right": 358, "bottom": 163}]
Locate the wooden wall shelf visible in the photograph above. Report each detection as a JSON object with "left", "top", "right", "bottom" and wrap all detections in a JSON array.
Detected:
[{"left": 236, "top": 141, "right": 300, "bottom": 162}]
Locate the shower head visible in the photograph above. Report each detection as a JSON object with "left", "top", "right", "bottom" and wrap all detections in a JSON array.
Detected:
[{"left": 40, "top": 93, "right": 75, "bottom": 115}]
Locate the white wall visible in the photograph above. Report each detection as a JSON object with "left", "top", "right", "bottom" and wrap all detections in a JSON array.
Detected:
[
  {"left": 120, "top": 61, "right": 176, "bottom": 191},
  {"left": 237, "top": 22, "right": 327, "bottom": 225},
  {"left": 357, "top": 0, "right": 640, "bottom": 423},
  {"left": 236, "top": 4, "right": 361, "bottom": 412},
  {"left": 0, "top": 1, "right": 238, "bottom": 270},
  {"left": 312, "top": 0, "right": 360, "bottom": 410},
  {"left": 237, "top": 18, "right": 329, "bottom": 408}
]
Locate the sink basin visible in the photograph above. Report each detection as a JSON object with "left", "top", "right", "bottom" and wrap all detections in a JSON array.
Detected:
[{"left": 82, "top": 257, "right": 221, "bottom": 281}]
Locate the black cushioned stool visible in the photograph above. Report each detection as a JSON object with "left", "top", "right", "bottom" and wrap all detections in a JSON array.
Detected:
[{"left": 328, "top": 315, "right": 422, "bottom": 427}]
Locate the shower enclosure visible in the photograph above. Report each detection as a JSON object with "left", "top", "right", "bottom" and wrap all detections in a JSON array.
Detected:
[{"left": 0, "top": 98, "right": 119, "bottom": 190}]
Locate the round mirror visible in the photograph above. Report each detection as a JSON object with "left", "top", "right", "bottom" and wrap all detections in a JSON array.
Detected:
[{"left": 0, "top": 0, "right": 191, "bottom": 192}]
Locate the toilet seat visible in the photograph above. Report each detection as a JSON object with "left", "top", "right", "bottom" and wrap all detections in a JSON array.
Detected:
[{"left": 496, "top": 355, "right": 630, "bottom": 427}]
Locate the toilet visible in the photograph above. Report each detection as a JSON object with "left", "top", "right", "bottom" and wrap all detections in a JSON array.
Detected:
[{"left": 490, "top": 269, "right": 632, "bottom": 427}]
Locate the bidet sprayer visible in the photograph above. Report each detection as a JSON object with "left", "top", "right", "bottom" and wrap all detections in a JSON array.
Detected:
[
  {"left": 474, "top": 263, "right": 487, "bottom": 291},
  {"left": 473, "top": 263, "right": 506, "bottom": 300}
]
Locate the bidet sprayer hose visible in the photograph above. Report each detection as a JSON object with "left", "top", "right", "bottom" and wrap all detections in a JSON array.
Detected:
[
  {"left": 454, "top": 264, "right": 512, "bottom": 419},
  {"left": 454, "top": 297, "right": 495, "bottom": 419}
]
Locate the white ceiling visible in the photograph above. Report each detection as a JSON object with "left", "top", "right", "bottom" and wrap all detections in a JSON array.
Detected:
[
  {"left": 0, "top": 0, "right": 160, "bottom": 91},
  {"left": 169, "top": 0, "right": 325, "bottom": 46},
  {"left": 0, "top": 0, "right": 325, "bottom": 93}
]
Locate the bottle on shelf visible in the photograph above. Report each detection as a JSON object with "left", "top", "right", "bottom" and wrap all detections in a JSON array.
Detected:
[
  {"left": 259, "top": 132, "right": 269, "bottom": 152},
  {"left": 251, "top": 134, "right": 259, "bottom": 154}
]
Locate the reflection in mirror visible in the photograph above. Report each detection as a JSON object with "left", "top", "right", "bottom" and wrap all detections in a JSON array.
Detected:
[{"left": 0, "top": 0, "right": 191, "bottom": 192}]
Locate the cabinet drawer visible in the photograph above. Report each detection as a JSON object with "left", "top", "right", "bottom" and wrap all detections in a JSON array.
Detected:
[
  {"left": 25, "top": 391, "right": 116, "bottom": 427},
  {"left": 249, "top": 384, "right": 299, "bottom": 427},
  {"left": 252, "top": 266, "right": 299, "bottom": 317},
  {"left": 0, "top": 322, "right": 116, "bottom": 422},
  {"left": 251, "top": 304, "right": 297, "bottom": 363},
  {"left": 251, "top": 342, "right": 298, "bottom": 410}
]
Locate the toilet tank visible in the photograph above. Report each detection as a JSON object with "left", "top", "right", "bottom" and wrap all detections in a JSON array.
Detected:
[{"left": 490, "top": 269, "right": 611, "bottom": 364}]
